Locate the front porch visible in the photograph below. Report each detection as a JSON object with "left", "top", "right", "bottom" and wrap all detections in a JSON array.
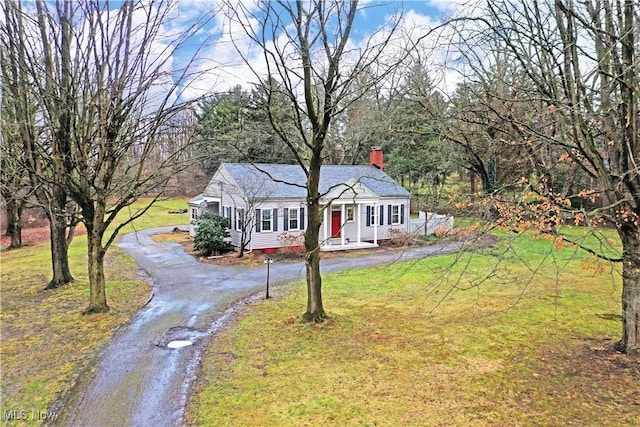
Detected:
[
  {"left": 320, "top": 194, "right": 381, "bottom": 251},
  {"left": 320, "top": 239, "right": 378, "bottom": 252}
]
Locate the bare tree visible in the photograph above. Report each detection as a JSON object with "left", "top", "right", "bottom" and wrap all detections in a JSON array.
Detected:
[
  {"left": 213, "top": 168, "right": 275, "bottom": 257},
  {"left": 327, "top": 66, "right": 390, "bottom": 166},
  {"left": 446, "top": 0, "right": 639, "bottom": 353},
  {"left": 0, "top": 149, "right": 27, "bottom": 249},
  {"left": 7, "top": 0, "right": 215, "bottom": 313},
  {"left": 0, "top": 80, "right": 28, "bottom": 248},
  {"left": 228, "top": 0, "right": 411, "bottom": 321},
  {"left": 235, "top": 178, "right": 273, "bottom": 258},
  {"left": 1, "top": 1, "right": 77, "bottom": 288},
  {"left": 1, "top": 2, "right": 29, "bottom": 250}
]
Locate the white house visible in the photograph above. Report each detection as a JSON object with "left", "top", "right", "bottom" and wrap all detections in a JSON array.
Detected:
[{"left": 189, "top": 149, "right": 411, "bottom": 253}]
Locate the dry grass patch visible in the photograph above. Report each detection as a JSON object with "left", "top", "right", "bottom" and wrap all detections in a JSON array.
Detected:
[
  {"left": 0, "top": 240, "right": 151, "bottom": 425},
  {"left": 0, "top": 197, "right": 188, "bottom": 425}
]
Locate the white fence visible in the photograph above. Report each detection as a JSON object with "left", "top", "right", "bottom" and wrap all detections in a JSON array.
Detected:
[{"left": 410, "top": 211, "right": 454, "bottom": 236}]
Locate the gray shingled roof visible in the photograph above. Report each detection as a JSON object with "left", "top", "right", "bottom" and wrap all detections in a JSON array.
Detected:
[{"left": 221, "top": 163, "right": 410, "bottom": 199}]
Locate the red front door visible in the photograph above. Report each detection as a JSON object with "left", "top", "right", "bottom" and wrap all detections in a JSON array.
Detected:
[{"left": 331, "top": 211, "right": 341, "bottom": 238}]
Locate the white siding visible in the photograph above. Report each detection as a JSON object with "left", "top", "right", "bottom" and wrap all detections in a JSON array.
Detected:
[
  {"left": 214, "top": 193, "right": 307, "bottom": 250},
  {"left": 358, "top": 197, "right": 410, "bottom": 242},
  {"left": 250, "top": 200, "right": 306, "bottom": 249}
]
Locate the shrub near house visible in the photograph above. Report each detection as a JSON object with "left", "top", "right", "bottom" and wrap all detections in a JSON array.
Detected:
[{"left": 193, "top": 212, "right": 230, "bottom": 256}]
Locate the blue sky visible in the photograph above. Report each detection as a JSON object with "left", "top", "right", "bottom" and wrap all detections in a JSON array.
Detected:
[
  {"left": 76, "top": 0, "right": 462, "bottom": 100},
  {"left": 2, "top": 1, "right": 462, "bottom": 100}
]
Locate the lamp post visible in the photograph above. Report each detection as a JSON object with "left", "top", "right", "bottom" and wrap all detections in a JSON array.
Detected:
[{"left": 264, "top": 256, "right": 273, "bottom": 299}]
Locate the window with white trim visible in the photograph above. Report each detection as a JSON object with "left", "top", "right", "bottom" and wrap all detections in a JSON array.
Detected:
[
  {"left": 368, "top": 205, "right": 376, "bottom": 226},
  {"left": 191, "top": 208, "right": 198, "bottom": 221},
  {"left": 236, "top": 208, "right": 244, "bottom": 230},
  {"left": 289, "top": 208, "right": 299, "bottom": 230},
  {"left": 391, "top": 204, "right": 401, "bottom": 225},
  {"left": 346, "top": 206, "right": 354, "bottom": 222},
  {"left": 261, "top": 209, "right": 272, "bottom": 231}
]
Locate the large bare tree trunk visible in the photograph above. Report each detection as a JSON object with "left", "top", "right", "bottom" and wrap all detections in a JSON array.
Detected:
[
  {"left": 85, "top": 228, "right": 108, "bottom": 313},
  {"left": 45, "top": 186, "right": 74, "bottom": 289},
  {"left": 3, "top": 196, "right": 23, "bottom": 248},
  {"left": 81, "top": 198, "right": 109, "bottom": 313},
  {"left": 303, "top": 153, "right": 325, "bottom": 322},
  {"left": 619, "top": 226, "right": 640, "bottom": 353}
]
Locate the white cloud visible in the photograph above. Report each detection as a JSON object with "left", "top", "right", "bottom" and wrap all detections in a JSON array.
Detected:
[
  {"left": 426, "top": 0, "right": 468, "bottom": 13},
  {"left": 176, "top": 1, "right": 465, "bottom": 100}
]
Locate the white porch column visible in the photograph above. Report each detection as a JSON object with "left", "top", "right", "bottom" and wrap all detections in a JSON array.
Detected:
[
  {"left": 406, "top": 202, "right": 410, "bottom": 233},
  {"left": 323, "top": 205, "right": 328, "bottom": 247},
  {"left": 340, "top": 203, "right": 346, "bottom": 246},
  {"left": 373, "top": 203, "right": 378, "bottom": 245},
  {"left": 356, "top": 203, "right": 361, "bottom": 244}
]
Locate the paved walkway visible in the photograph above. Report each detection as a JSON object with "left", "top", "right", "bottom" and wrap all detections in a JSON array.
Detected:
[{"left": 52, "top": 226, "right": 470, "bottom": 427}]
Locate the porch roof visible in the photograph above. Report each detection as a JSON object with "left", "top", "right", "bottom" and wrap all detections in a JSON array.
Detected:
[
  {"left": 188, "top": 194, "right": 204, "bottom": 206},
  {"left": 188, "top": 194, "right": 220, "bottom": 207}
]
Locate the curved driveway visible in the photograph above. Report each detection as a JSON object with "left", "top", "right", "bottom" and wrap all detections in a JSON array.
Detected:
[{"left": 52, "top": 226, "right": 470, "bottom": 427}]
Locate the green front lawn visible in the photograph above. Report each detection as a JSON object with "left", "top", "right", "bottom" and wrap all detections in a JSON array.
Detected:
[{"left": 186, "top": 227, "right": 639, "bottom": 426}]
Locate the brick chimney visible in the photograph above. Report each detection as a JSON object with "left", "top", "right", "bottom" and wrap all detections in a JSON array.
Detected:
[{"left": 369, "top": 147, "right": 384, "bottom": 170}]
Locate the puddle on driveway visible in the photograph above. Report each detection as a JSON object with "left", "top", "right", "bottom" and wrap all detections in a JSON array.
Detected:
[
  {"left": 167, "top": 340, "right": 193, "bottom": 349},
  {"left": 157, "top": 326, "right": 204, "bottom": 349}
]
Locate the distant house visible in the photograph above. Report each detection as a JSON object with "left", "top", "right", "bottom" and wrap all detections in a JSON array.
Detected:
[{"left": 189, "top": 148, "right": 410, "bottom": 253}]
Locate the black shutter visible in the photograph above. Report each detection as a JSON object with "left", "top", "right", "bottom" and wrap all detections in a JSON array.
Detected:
[
  {"left": 401, "top": 204, "right": 405, "bottom": 224},
  {"left": 255, "top": 209, "right": 261, "bottom": 232},
  {"left": 388, "top": 205, "right": 392, "bottom": 225},
  {"left": 283, "top": 208, "right": 289, "bottom": 231},
  {"left": 273, "top": 209, "right": 278, "bottom": 231},
  {"left": 300, "top": 207, "right": 305, "bottom": 229},
  {"left": 233, "top": 207, "right": 237, "bottom": 230},
  {"left": 366, "top": 205, "right": 371, "bottom": 226},
  {"left": 379, "top": 205, "right": 384, "bottom": 226}
]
